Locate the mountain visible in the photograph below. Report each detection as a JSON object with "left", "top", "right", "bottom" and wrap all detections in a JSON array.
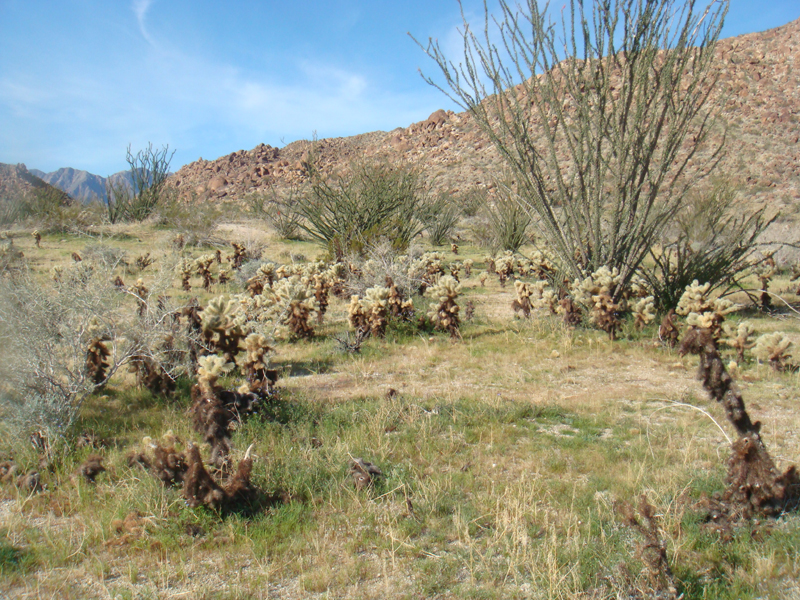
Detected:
[
  {"left": 169, "top": 17, "right": 800, "bottom": 214},
  {"left": 0, "top": 163, "right": 72, "bottom": 214},
  {"left": 28, "top": 168, "right": 133, "bottom": 204}
]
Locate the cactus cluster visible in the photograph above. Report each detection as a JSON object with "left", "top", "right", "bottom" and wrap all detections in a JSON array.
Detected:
[
  {"left": 676, "top": 280, "right": 738, "bottom": 341},
  {"left": 753, "top": 332, "right": 794, "bottom": 372},
  {"left": 427, "top": 275, "right": 461, "bottom": 338}
]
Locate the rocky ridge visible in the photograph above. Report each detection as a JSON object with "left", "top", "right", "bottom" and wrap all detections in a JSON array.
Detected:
[{"left": 137, "top": 18, "right": 800, "bottom": 213}]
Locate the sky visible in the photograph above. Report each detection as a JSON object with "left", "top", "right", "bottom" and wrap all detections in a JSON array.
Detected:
[{"left": 1, "top": 0, "right": 798, "bottom": 176}]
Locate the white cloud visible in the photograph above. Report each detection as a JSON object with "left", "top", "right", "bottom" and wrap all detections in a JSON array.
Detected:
[{"left": 132, "top": 0, "right": 156, "bottom": 47}]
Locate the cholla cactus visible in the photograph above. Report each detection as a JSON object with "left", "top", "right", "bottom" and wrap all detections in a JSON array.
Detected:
[
  {"left": 349, "top": 294, "right": 369, "bottom": 335},
  {"left": 195, "top": 255, "right": 216, "bottom": 290},
  {"left": 230, "top": 242, "right": 247, "bottom": 270},
  {"left": 131, "top": 278, "right": 149, "bottom": 317},
  {"left": 676, "top": 280, "right": 739, "bottom": 341},
  {"left": 310, "top": 263, "right": 341, "bottom": 324},
  {"left": 32, "top": 230, "right": 41, "bottom": 248},
  {"left": 722, "top": 322, "right": 756, "bottom": 363},
  {"left": 589, "top": 293, "right": 621, "bottom": 340},
  {"left": 386, "top": 276, "right": 414, "bottom": 320},
  {"left": 362, "top": 286, "right": 391, "bottom": 337},
  {"left": 196, "top": 354, "right": 235, "bottom": 398},
  {"left": 179, "top": 260, "right": 193, "bottom": 292},
  {"left": 753, "top": 332, "right": 794, "bottom": 372},
  {"left": 528, "top": 249, "right": 555, "bottom": 280},
  {"left": 236, "top": 333, "right": 277, "bottom": 394},
  {"left": 632, "top": 296, "right": 655, "bottom": 331},
  {"left": 485, "top": 255, "right": 496, "bottom": 274},
  {"left": 463, "top": 259, "right": 473, "bottom": 278},
  {"left": 262, "top": 276, "right": 319, "bottom": 339},
  {"left": 451, "top": 243, "right": 459, "bottom": 255},
  {"left": 573, "top": 266, "right": 621, "bottom": 305},
  {"left": 200, "top": 296, "right": 247, "bottom": 360},
  {"left": 427, "top": 275, "right": 461, "bottom": 338},
  {"left": 494, "top": 252, "right": 515, "bottom": 287},
  {"left": 531, "top": 281, "right": 558, "bottom": 314},
  {"left": 85, "top": 337, "right": 111, "bottom": 386},
  {"left": 754, "top": 257, "right": 776, "bottom": 310},
  {"left": 410, "top": 251, "right": 446, "bottom": 292},
  {"left": 449, "top": 262, "right": 461, "bottom": 282},
  {"left": 246, "top": 262, "right": 276, "bottom": 297},
  {"left": 479, "top": 272, "right": 488, "bottom": 287},
  {"left": 512, "top": 280, "right": 533, "bottom": 317}
]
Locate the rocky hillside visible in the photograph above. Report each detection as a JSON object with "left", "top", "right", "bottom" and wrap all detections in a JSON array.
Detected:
[
  {"left": 170, "top": 17, "right": 798, "bottom": 211},
  {"left": 0, "top": 163, "right": 72, "bottom": 208}
]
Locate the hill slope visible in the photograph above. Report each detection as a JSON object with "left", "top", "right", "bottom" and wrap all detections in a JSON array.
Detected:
[{"left": 169, "top": 17, "right": 800, "bottom": 212}]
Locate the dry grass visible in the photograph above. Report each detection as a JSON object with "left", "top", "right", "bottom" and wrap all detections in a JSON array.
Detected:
[{"left": 1, "top": 221, "right": 799, "bottom": 599}]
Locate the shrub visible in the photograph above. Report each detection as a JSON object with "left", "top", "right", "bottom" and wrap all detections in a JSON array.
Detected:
[
  {"left": 106, "top": 143, "right": 175, "bottom": 223},
  {"left": 0, "top": 257, "right": 190, "bottom": 439},
  {"left": 420, "top": 193, "right": 461, "bottom": 246},
  {"left": 485, "top": 191, "right": 530, "bottom": 253},
  {"left": 417, "top": 0, "right": 729, "bottom": 296},
  {"left": 640, "top": 181, "right": 775, "bottom": 311},
  {"left": 246, "top": 183, "right": 305, "bottom": 240},
  {"left": 297, "top": 160, "right": 427, "bottom": 256}
]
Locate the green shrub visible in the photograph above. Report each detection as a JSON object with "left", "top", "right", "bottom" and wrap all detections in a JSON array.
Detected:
[{"left": 297, "top": 160, "right": 427, "bottom": 257}]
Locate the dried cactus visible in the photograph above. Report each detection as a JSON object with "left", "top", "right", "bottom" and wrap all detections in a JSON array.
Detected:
[
  {"left": 196, "top": 255, "right": 216, "bottom": 290},
  {"left": 658, "top": 309, "right": 680, "bottom": 347},
  {"left": 85, "top": 337, "right": 111, "bottom": 386},
  {"left": 589, "top": 293, "right": 621, "bottom": 340},
  {"left": 754, "top": 256, "right": 776, "bottom": 310},
  {"left": 557, "top": 297, "right": 582, "bottom": 327},
  {"left": 679, "top": 327, "right": 800, "bottom": 518},
  {"left": 427, "top": 275, "right": 461, "bottom": 338},
  {"left": 512, "top": 280, "right": 533, "bottom": 318},
  {"left": 722, "top": 322, "right": 756, "bottom": 363},
  {"left": 230, "top": 242, "right": 247, "bottom": 270},
  {"left": 135, "top": 253, "right": 154, "bottom": 270},
  {"left": 130, "top": 278, "right": 149, "bottom": 317},
  {"left": 179, "top": 260, "right": 193, "bottom": 292},
  {"left": 753, "top": 332, "right": 794, "bottom": 372},
  {"left": 183, "top": 443, "right": 258, "bottom": 512}
]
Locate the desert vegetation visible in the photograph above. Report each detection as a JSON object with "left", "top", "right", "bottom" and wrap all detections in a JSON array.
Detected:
[{"left": 1, "top": 1, "right": 799, "bottom": 598}]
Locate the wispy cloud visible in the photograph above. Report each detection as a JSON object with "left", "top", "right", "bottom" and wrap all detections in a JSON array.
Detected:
[{"left": 132, "top": 0, "right": 156, "bottom": 47}]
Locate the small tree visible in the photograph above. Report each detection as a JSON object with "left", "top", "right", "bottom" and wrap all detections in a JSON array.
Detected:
[
  {"left": 416, "top": 0, "right": 728, "bottom": 298},
  {"left": 107, "top": 143, "right": 175, "bottom": 223}
]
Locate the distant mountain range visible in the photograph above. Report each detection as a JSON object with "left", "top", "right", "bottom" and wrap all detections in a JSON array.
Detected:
[{"left": 28, "top": 167, "right": 133, "bottom": 204}]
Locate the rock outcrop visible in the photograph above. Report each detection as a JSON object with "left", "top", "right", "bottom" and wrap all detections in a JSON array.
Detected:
[{"left": 166, "top": 18, "right": 799, "bottom": 210}]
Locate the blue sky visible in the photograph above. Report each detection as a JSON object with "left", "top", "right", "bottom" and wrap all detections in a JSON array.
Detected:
[{"left": 1, "top": 0, "right": 798, "bottom": 176}]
